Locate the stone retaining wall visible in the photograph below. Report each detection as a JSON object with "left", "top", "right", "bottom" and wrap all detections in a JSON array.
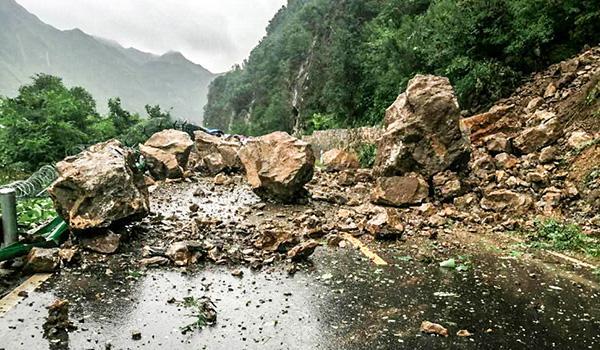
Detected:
[{"left": 303, "top": 127, "right": 381, "bottom": 156}]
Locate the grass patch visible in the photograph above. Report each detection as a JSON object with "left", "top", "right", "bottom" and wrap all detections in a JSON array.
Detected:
[
  {"left": 525, "top": 219, "right": 600, "bottom": 258},
  {"left": 179, "top": 296, "right": 217, "bottom": 334},
  {"left": 356, "top": 143, "right": 377, "bottom": 168}
]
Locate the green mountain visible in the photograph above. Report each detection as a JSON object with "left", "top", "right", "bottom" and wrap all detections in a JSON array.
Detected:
[
  {"left": 0, "top": 0, "right": 215, "bottom": 124},
  {"left": 204, "top": 0, "right": 599, "bottom": 135}
]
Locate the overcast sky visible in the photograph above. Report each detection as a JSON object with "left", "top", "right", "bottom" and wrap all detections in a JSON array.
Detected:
[{"left": 17, "top": 0, "right": 287, "bottom": 73}]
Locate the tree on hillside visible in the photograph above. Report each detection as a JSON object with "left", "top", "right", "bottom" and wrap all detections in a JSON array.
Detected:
[{"left": 0, "top": 74, "right": 100, "bottom": 171}]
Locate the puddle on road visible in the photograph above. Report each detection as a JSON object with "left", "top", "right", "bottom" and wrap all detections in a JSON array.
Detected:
[{"left": 1, "top": 246, "right": 598, "bottom": 349}]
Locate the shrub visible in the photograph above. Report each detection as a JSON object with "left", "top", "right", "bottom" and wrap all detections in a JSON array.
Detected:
[{"left": 357, "top": 143, "right": 377, "bottom": 168}]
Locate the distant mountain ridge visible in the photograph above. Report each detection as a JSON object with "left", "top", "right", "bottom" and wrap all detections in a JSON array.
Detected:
[{"left": 0, "top": 0, "right": 215, "bottom": 124}]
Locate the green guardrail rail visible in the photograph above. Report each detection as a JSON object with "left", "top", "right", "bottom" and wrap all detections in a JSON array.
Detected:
[{"left": 0, "top": 216, "right": 68, "bottom": 261}]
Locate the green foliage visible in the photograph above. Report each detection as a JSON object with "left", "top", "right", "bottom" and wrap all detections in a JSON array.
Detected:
[
  {"left": 308, "top": 113, "right": 337, "bottom": 132},
  {"left": 204, "top": 0, "right": 600, "bottom": 134},
  {"left": 527, "top": 219, "right": 600, "bottom": 257},
  {"left": 0, "top": 74, "right": 177, "bottom": 172},
  {"left": 16, "top": 197, "right": 56, "bottom": 230},
  {"left": 356, "top": 143, "right": 377, "bottom": 169},
  {"left": 179, "top": 296, "right": 217, "bottom": 334}
]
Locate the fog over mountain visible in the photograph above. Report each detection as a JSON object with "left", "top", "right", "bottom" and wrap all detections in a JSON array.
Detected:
[{"left": 0, "top": 0, "right": 218, "bottom": 123}]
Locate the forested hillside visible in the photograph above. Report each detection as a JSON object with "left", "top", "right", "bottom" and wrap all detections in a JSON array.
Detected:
[{"left": 204, "top": 0, "right": 600, "bottom": 135}]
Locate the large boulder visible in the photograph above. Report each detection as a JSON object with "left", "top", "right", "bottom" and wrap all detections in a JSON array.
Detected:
[
  {"left": 374, "top": 75, "right": 471, "bottom": 178},
  {"left": 321, "top": 149, "right": 360, "bottom": 172},
  {"left": 239, "top": 131, "right": 315, "bottom": 203},
  {"left": 49, "top": 140, "right": 150, "bottom": 231},
  {"left": 189, "top": 132, "right": 242, "bottom": 175},
  {"left": 140, "top": 129, "right": 194, "bottom": 180},
  {"left": 370, "top": 174, "right": 429, "bottom": 207}
]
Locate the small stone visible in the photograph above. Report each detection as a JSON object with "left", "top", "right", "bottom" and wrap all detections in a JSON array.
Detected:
[
  {"left": 420, "top": 321, "right": 448, "bottom": 337},
  {"left": 132, "top": 331, "right": 142, "bottom": 340},
  {"left": 457, "top": 329, "right": 472, "bottom": 337}
]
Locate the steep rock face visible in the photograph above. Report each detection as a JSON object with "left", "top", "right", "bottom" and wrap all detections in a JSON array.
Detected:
[
  {"left": 189, "top": 132, "right": 242, "bottom": 175},
  {"left": 140, "top": 129, "right": 194, "bottom": 180},
  {"left": 48, "top": 139, "right": 149, "bottom": 231},
  {"left": 374, "top": 75, "right": 471, "bottom": 178},
  {"left": 239, "top": 131, "right": 315, "bottom": 203}
]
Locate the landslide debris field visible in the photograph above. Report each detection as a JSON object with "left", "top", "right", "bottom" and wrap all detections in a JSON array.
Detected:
[
  {"left": 1, "top": 47, "right": 599, "bottom": 350},
  {"left": 1, "top": 176, "right": 599, "bottom": 350}
]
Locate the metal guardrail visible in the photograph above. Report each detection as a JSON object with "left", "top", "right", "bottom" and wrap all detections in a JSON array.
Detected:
[
  {"left": 0, "top": 188, "right": 17, "bottom": 246},
  {"left": 0, "top": 165, "right": 58, "bottom": 247}
]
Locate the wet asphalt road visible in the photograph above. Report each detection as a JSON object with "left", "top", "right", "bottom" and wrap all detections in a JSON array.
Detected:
[{"left": 1, "top": 242, "right": 599, "bottom": 350}]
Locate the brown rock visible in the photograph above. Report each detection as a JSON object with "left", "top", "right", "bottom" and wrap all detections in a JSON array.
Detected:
[
  {"left": 49, "top": 140, "right": 149, "bottom": 231},
  {"left": 494, "top": 153, "right": 519, "bottom": 170},
  {"left": 539, "top": 146, "right": 559, "bottom": 163},
  {"left": 371, "top": 174, "right": 429, "bottom": 207},
  {"left": 365, "top": 209, "right": 404, "bottom": 239},
  {"left": 483, "top": 133, "right": 511, "bottom": 155},
  {"left": 420, "top": 321, "right": 449, "bottom": 337},
  {"left": 525, "top": 97, "right": 544, "bottom": 114},
  {"left": 287, "top": 240, "right": 319, "bottom": 261},
  {"left": 567, "top": 131, "right": 593, "bottom": 150},
  {"left": 322, "top": 149, "right": 360, "bottom": 171},
  {"left": 432, "top": 171, "right": 463, "bottom": 201},
  {"left": 461, "top": 105, "right": 515, "bottom": 144},
  {"left": 543, "top": 82, "right": 557, "bottom": 98},
  {"left": 375, "top": 75, "right": 471, "bottom": 177},
  {"left": 140, "top": 145, "right": 182, "bottom": 179},
  {"left": 513, "top": 116, "right": 561, "bottom": 154},
  {"left": 79, "top": 231, "right": 121, "bottom": 254},
  {"left": 239, "top": 132, "right": 315, "bottom": 203},
  {"left": 480, "top": 190, "right": 532, "bottom": 212},
  {"left": 190, "top": 132, "right": 243, "bottom": 175},
  {"left": 166, "top": 242, "right": 194, "bottom": 266},
  {"left": 24, "top": 248, "right": 60, "bottom": 272},
  {"left": 139, "top": 256, "right": 170, "bottom": 267},
  {"left": 140, "top": 129, "right": 194, "bottom": 180}
]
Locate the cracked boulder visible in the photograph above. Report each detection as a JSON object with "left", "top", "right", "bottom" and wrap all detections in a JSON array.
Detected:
[
  {"left": 239, "top": 131, "right": 315, "bottom": 203},
  {"left": 374, "top": 75, "right": 471, "bottom": 177},
  {"left": 140, "top": 129, "right": 194, "bottom": 180},
  {"left": 189, "top": 132, "right": 243, "bottom": 175},
  {"left": 49, "top": 140, "right": 150, "bottom": 231}
]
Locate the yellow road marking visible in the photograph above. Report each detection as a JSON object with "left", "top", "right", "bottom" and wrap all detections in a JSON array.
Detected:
[
  {"left": 0, "top": 273, "right": 52, "bottom": 316},
  {"left": 342, "top": 233, "right": 388, "bottom": 266},
  {"left": 544, "top": 250, "right": 597, "bottom": 269}
]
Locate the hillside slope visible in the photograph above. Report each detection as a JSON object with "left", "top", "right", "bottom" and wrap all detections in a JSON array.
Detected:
[
  {"left": 204, "top": 0, "right": 600, "bottom": 135},
  {"left": 0, "top": 0, "right": 215, "bottom": 123}
]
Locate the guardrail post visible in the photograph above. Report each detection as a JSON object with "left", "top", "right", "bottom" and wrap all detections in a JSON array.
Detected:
[{"left": 0, "top": 188, "right": 18, "bottom": 247}]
